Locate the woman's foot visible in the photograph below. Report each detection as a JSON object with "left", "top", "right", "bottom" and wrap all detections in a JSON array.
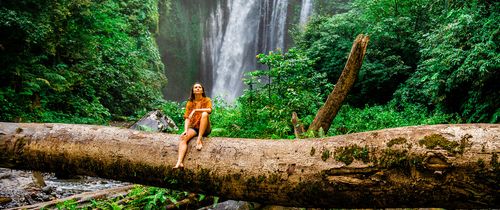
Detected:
[
  {"left": 196, "top": 139, "right": 203, "bottom": 151},
  {"left": 173, "top": 163, "right": 184, "bottom": 169}
]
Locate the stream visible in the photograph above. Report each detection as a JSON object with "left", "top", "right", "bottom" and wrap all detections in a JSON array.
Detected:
[{"left": 0, "top": 167, "right": 127, "bottom": 209}]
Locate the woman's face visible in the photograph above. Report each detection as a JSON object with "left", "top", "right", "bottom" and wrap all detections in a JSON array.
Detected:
[{"left": 193, "top": 84, "right": 203, "bottom": 95}]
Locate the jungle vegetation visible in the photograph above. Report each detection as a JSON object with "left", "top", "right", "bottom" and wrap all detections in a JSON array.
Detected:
[
  {"left": 1, "top": 0, "right": 498, "bottom": 137},
  {"left": 1, "top": 0, "right": 498, "bottom": 209}
]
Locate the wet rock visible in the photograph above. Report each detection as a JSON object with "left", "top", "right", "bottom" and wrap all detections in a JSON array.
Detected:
[
  {"left": 42, "top": 186, "right": 53, "bottom": 194},
  {"left": 201, "top": 200, "right": 261, "bottom": 210},
  {"left": 260, "top": 205, "right": 304, "bottom": 210},
  {"left": 38, "top": 193, "right": 51, "bottom": 201},
  {"left": 130, "top": 110, "right": 178, "bottom": 133},
  {"left": 24, "top": 194, "right": 35, "bottom": 205},
  {"left": 0, "top": 173, "right": 12, "bottom": 179}
]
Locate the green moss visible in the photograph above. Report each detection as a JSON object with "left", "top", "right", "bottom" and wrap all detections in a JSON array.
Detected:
[
  {"left": 387, "top": 137, "right": 407, "bottom": 147},
  {"left": 321, "top": 149, "right": 330, "bottom": 161},
  {"left": 477, "top": 158, "right": 485, "bottom": 168},
  {"left": 15, "top": 127, "right": 23, "bottom": 133},
  {"left": 310, "top": 147, "right": 316, "bottom": 156},
  {"left": 257, "top": 175, "right": 266, "bottom": 183},
  {"left": 334, "top": 145, "right": 370, "bottom": 165},
  {"left": 232, "top": 173, "right": 241, "bottom": 181},
  {"left": 419, "top": 134, "right": 470, "bottom": 154},
  {"left": 459, "top": 134, "right": 473, "bottom": 154},
  {"left": 377, "top": 149, "right": 424, "bottom": 169},
  {"left": 245, "top": 176, "right": 258, "bottom": 189},
  {"left": 492, "top": 153, "right": 499, "bottom": 169},
  {"left": 268, "top": 174, "right": 280, "bottom": 184},
  {"left": 223, "top": 174, "right": 232, "bottom": 181}
]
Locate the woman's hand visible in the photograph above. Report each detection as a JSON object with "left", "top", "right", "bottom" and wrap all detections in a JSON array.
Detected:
[{"left": 188, "top": 109, "right": 196, "bottom": 119}]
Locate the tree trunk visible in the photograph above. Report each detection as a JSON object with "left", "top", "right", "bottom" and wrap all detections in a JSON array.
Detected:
[
  {"left": 308, "top": 34, "right": 370, "bottom": 134},
  {"left": 291, "top": 112, "right": 305, "bottom": 138},
  {"left": 1, "top": 122, "right": 499, "bottom": 208}
]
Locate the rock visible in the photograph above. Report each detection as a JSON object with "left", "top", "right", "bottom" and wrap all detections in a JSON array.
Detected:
[
  {"left": 129, "top": 110, "right": 178, "bottom": 133},
  {"left": 201, "top": 200, "right": 261, "bottom": 210},
  {"left": 38, "top": 193, "right": 51, "bottom": 201},
  {"left": 0, "top": 173, "right": 12, "bottom": 179},
  {"left": 260, "top": 205, "right": 304, "bottom": 210},
  {"left": 41, "top": 186, "right": 53, "bottom": 194}
]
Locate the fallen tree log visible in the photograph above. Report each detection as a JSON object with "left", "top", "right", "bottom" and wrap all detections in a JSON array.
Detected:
[{"left": 0, "top": 122, "right": 499, "bottom": 208}]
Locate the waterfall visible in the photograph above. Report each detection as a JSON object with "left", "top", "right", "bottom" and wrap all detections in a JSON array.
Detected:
[
  {"left": 265, "top": 0, "right": 288, "bottom": 51},
  {"left": 205, "top": 0, "right": 289, "bottom": 103},
  {"left": 159, "top": 0, "right": 314, "bottom": 102},
  {"left": 205, "top": 0, "right": 260, "bottom": 102},
  {"left": 299, "top": 0, "right": 313, "bottom": 25}
]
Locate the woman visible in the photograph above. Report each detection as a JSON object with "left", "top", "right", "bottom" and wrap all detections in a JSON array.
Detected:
[{"left": 173, "top": 83, "right": 212, "bottom": 169}]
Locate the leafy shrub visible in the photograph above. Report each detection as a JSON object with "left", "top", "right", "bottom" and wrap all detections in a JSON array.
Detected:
[
  {"left": 328, "top": 102, "right": 456, "bottom": 136},
  {"left": 210, "top": 49, "right": 330, "bottom": 139},
  {"left": 394, "top": 1, "right": 499, "bottom": 123},
  {"left": 0, "top": 0, "right": 166, "bottom": 124}
]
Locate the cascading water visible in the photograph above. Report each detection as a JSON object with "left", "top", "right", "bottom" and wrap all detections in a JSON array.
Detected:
[
  {"left": 265, "top": 0, "right": 288, "bottom": 52},
  {"left": 205, "top": 0, "right": 260, "bottom": 102},
  {"left": 205, "top": 0, "right": 290, "bottom": 102},
  {"left": 158, "top": 0, "right": 315, "bottom": 102},
  {"left": 299, "top": 0, "right": 313, "bottom": 25}
]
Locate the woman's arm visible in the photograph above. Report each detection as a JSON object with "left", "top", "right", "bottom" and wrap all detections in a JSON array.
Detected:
[
  {"left": 194, "top": 108, "right": 212, "bottom": 113},
  {"left": 188, "top": 108, "right": 212, "bottom": 119}
]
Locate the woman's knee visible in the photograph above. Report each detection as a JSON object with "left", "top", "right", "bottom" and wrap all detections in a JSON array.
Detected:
[
  {"left": 181, "top": 129, "right": 196, "bottom": 141},
  {"left": 201, "top": 112, "right": 209, "bottom": 118},
  {"left": 179, "top": 137, "right": 188, "bottom": 144}
]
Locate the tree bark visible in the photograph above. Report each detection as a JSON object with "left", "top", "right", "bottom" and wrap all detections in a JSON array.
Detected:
[
  {"left": 308, "top": 34, "right": 370, "bottom": 134},
  {"left": 291, "top": 112, "right": 305, "bottom": 138},
  {"left": 1, "top": 122, "right": 499, "bottom": 208}
]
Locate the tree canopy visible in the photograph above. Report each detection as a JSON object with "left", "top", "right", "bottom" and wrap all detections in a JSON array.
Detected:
[{"left": 0, "top": 0, "right": 166, "bottom": 124}]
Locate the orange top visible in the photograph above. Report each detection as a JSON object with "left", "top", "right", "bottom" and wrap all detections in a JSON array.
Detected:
[{"left": 184, "top": 97, "right": 212, "bottom": 129}]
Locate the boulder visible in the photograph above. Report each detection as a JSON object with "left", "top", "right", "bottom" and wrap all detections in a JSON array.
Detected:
[{"left": 129, "top": 110, "right": 178, "bottom": 133}]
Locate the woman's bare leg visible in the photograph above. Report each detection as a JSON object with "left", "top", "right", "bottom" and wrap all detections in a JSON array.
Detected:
[
  {"left": 174, "top": 129, "right": 197, "bottom": 168},
  {"left": 196, "top": 112, "right": 210, "bottom": 150}
]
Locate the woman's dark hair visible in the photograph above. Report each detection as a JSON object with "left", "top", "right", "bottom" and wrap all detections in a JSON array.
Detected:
[{"left": 188, "top": 82, "right": 206, "bottom": 101}]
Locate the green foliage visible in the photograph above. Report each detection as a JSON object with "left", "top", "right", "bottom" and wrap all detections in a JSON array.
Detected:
[
  {"left": 298, "top": 0, "right": 440, "bottom": 106},
  {"left": 395, "top": 1, "right": 500, "bottom": 123},
  {"left": 156, "top": 100, "right": 185, "bottom": 128},
  {"left": 2, "top": 0, "right": 497, "bottom": 141},
  {"left": 295, "top": 0, "right": 498, "bottom": 123},
  {"left": 55, "top": 199, "right": 78, "bottom": 210},
  {"left": 51, "top": 185, "right": 190, "bottom": 209},
  {"left": 0, "top": 0, "right": 166, "bottom": 124},
  {"left": 328, "top": 103, "right": 455, "bottom": 136},
  {"left": 313, "top": 0, "right": 352, "bottom": 16},
  {"left": 210, "top": 49, "right": 330, "bottom": 139},
  {"left": 127, "top": 186, "right": 185, "bottom": 209}
]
